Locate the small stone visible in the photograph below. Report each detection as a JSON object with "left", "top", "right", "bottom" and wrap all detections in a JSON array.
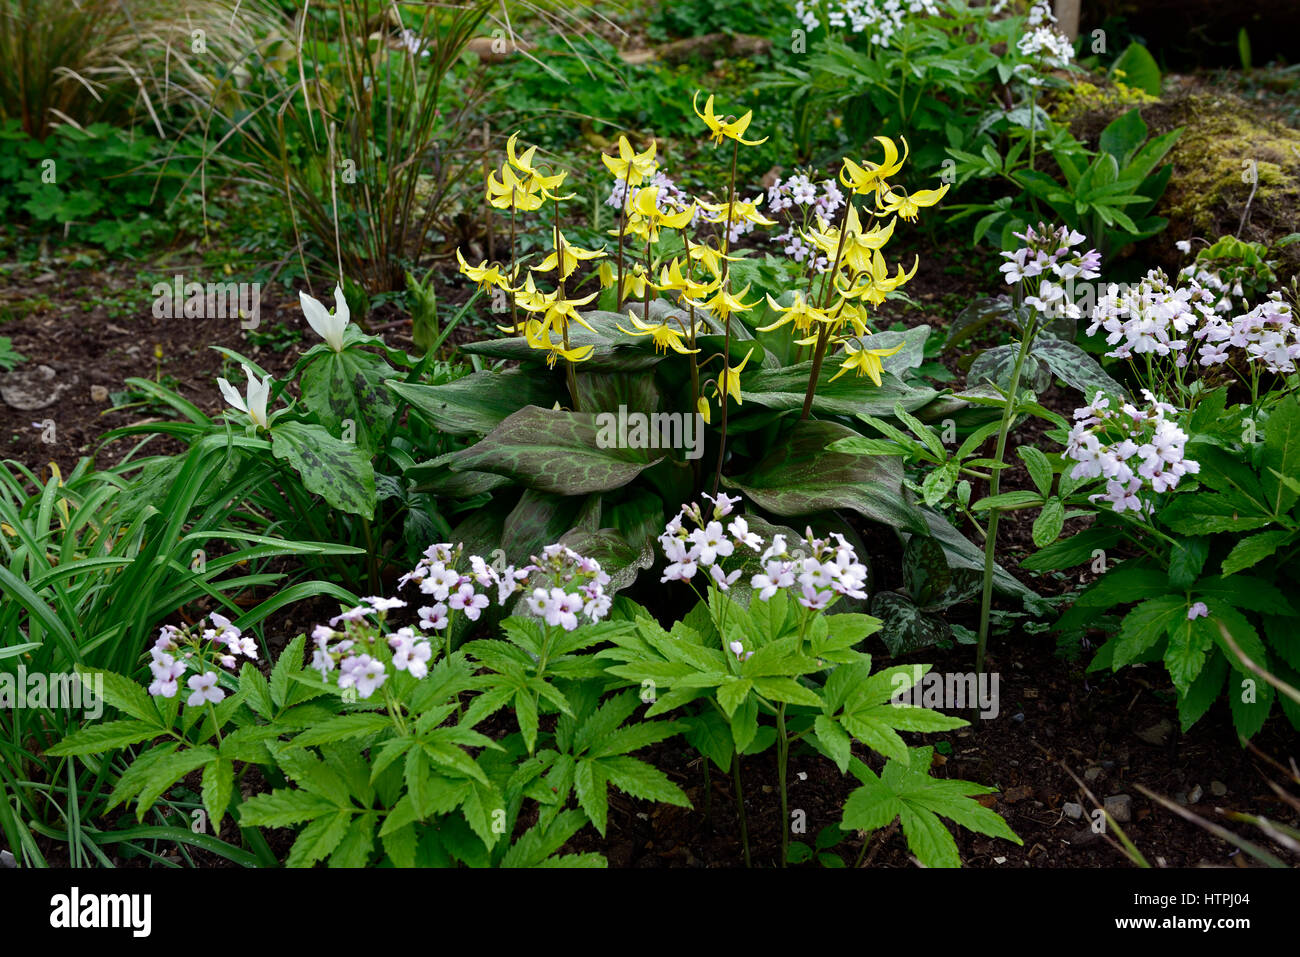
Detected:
[
  {"left": 1063, "top": 802, "right": 1084, "bottom": 820},
  {"left": 1011, "top": 712, "right": 1025, "bottom": 724},
  {"left": 1136, "top": 719, "right": 1173, "bottom": 746},
  {"left": 91, "top": 384, "right": 109, "bottom": 402},
  {"left": 1104, "top": 794, "right": 1133, "bottom": 823},
  {"left": 993, "top": 856, "right": 1006, "bottom": 864},
  {"left": 1070, "top": 827, "right": 1102, "bottom": 845},
  {"left": 1188, "top": 784, "right": 1204, "bottom": 805},
  {"left": 796, "top": 772, "right": 807, "bottom": 782},
  {"left": 0, "top": 849, "right": 15, "bottom": 868},
  {"left": 1211, "top": 780, "right": 1228, "bottom": 797},
  {"left": 1084, "top": 766, "right": 1102, "bottom": 783},
  {"left": 0, "top": 364, "right": 77, "bottom": 411}
]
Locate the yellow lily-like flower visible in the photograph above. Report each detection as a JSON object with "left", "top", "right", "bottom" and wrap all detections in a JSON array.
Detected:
[
  {"left": 601, "top": 135, "right": 658, "bottom": 187},
  {"left": 693, "top": 91, "right": 768, "bottom": 147},
  {"left": 697, "top": 394, "right": 712, "bottom": 424},
  {"left": 523, "top": 320, "right": 595, "bottom": 368},
  {"left": 839, "top": 137, "right": 908, "bottom": 195},
  {"left": 758, "top": 291, "right": 832, "bottom": 335},
  {"left": 617, "top": 312, "right": 700, "bottom": 355},
  {"left": 716, "top": 347, "right": 754, "bottom": 404},
  {"left": 511, "top": 274, "right": 555, "bottom": 314},
  {"left": 504, "top": 132, "right": 569, "bottom": 195},
  {"left": 876, "top": 183, "right": 950, "bottom": 222},
  {"left": 621, "top": 263, "right": 652, "bottom": 300},
  {"left": 531, "top": 232, "right": 605, "bottom": 281},
  {"left": 655, "top": 258, "right": 720, "bottom": 299},
  {"left": 829, "top": 339, "right": 906, "bottom": 385},
  {"left": 687, "top": 283, "right": 760, "bottom": 320},
  {"left": 626, "top": 186, "right": 695, "bottom": 242},
  {"left": 486, "top": 164, "right": 545, "bottom": 211},
  {"left": 698, "top": 196, "right": 777, "bottom": 228},
  {"left": 456, "top": 249, "right": 514, "bottom": 290},
  {"left": 597, "top": 260, "right": 616, "bottom": 289},
  {"left": 836, "top": 207, "right": 897, "bottom": 274},
  {"left": 685, "top": 239, "right": 736, "bottom": 280},
  {"left": 838, "top": 250, "right": 919, "bottom": 306},
  {"left": 539, "top": 290, "right": 600, "bottom": 339}
]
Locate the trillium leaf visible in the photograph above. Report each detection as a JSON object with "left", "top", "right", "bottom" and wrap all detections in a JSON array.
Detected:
[
  {"left": 271, "top": 421, "right": 376, "bottom": 519},
  {"left": 300, "top": 348, "right": 396, "bottom": 454}
]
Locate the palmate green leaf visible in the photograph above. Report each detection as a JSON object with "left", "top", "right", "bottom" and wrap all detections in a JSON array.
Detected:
[
  {"left": 134, "top": 746, "right": 220, "bottom": 819},
  {"left": 724, "top": 419, "right": 928, "bottom": 533},
  {"left": 299, "top": 347, "right": 396, "bottom": 454},
  {"left": 330, "top": 812, "right": 377, "bottom": 868},
  {"left": 1178, "top": 652, "right": 1228, "bottom": 732},
  {"left": 1164, "top": 617, "right": 1217, "bottom": 695},
  {"left": 1262, "top": 396, "right": 1300, "bottom": 515},
  {"left": 271, "top": 421, "right": 376, "bottom": 519},
  {"left": 286, "top": 809, "right": 353, "bottom": 868},
  {"left": 1221, "top": 530, "right": 1296, "bottom": 576},
  {"left": 46, "top": 719, "right": 161, "bottom": 756},
  {"left": 684, "top": 710, "right": 735, "bottom": 772},
  {"left": 1021, "top": 526, "right": 1122, "bottom": 571},
  {"left": 841, "top": 747, "right": 1020, "bottom": 867},
  {"left": 238, "top": 788, "right": 340, "bottom": 827},
  {"left": 73, "top": 668, "right": 160, "bottom": 726},
  {"left": 201, "top": 758, "right": 234, "bottom": 828},
  {"left": 450, "top": 406, "right": 661, "bottom": 495},
  {"left": 716, "top": 677, "right": 753, "bottom": 717},
  {"left": 573, "top": 760, "right": 609, "bottom": 836},
  {"left": 814, "top": 714, "right": 853, "bottom": 773},
  {"left": 274, "top": 745, "right": 354, "bottom": 806},
  {"left": 602, "top": 755, "right": 691, "bottom": 809},
  {"left": 292, "top": 713, "right": 392, "bottom": 747},
  {"left": 1159, "top": 493, "right": 1274, "bottom": 535},
  {"left": 389, "top": 369, "right": 557, "bottom": 437},
  {"left": 461, "top": 778, "right": 505, "bottom": 850},
  {"left": 1112, "top": 595, "right": 1187, "bottom": 669}
]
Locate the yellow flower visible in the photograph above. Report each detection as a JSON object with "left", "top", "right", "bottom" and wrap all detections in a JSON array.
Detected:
[
  {"left": 511, "top": 274, "right": 555, "bottom": 313},
  {"left": 538, "top": 290, "right": 600, "bottom": 339},
  {"left": 531, "top": 232, "right": 605, "bottom": 281},
  {"left": 716, "top": 347, "right": 754, "bottom": 403},
  {"left": 655, "top": 258, "right": 719, "bottom": 299},
  {"left": 836, "top": 207, "right": 897, "bottom": 274},
  {"left": 829, "top": 339, "right": 906, "bottom": 386},
  {"left": 626, "top": 187, "right": 695, "bottom": 242},
  {"left": 621, "top": 264, "right": 652, "bottom": 300},
  {"left": 758, "top": 291, "right": 832, "bottom": 334},
  {"left": 601, "top": 135, "right": 658, "bottom": 187},
  {"left": 838, "top": 250, "right": 919, "bottom": 305},
  {"left": 505, "top": 132, "right": 569, "bottom": 195},
  {"left": 839, "top": 137, "right": 908, "bottom": 195},
  {"left": 693, "top": 91, "right": 768, "bottom": 147},
  {"left": 598, "top": 260, "right": 616, "bottom": 289},
  {"left": 687, "top": 283, "right": 760, "bottom": 320},
  {"left": 617, "top": 312, "right": 700, "bottom": 355},
  {"left": 524, "top": 320, "right": 595, "bottom": 368},
  {"left": 486, "top": 164, "right": 545, "bottom": 211},
  {"left": 456, "top": 249, "right": 513, "bottom": 290},
  {"left": 697, "top": 394, "right": 712, "bottom": 424},
  {"left": 876, "top": 183, "right": 950, "bottom": 222},
  {"left": 698, "top": 197, "right": 777, "bottom": 228},
  {"left": 685, "top": 239, "right": 736, "bottom": 280}
]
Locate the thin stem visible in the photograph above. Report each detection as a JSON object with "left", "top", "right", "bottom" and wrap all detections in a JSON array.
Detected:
[
  {"left": 711, "top": 139, "right": 741, "bottom": 497},
  {"left": 733, "top": 754, "right": 751, "bottom": 868},
  {"left": 777, "top": 702, "right": 789, "bottom": 867},
  {"left": 975, "top": 309, "right": 1036, "bottom": 675}
]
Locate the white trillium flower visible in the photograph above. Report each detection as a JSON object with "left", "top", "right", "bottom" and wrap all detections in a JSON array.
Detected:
[
  {"left": 300, "top": 284, "right": 350, "bottom": 353},
  {"left": 217, "top": 363, "right": 272, "bottom": 429}
]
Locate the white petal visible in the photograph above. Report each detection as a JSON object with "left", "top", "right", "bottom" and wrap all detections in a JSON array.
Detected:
[
  {"left": 217, "top": 377, "right": 248, "bottom": 413},
  {"left": 299, "top": 290, "right": 336, "bottom": 349}
]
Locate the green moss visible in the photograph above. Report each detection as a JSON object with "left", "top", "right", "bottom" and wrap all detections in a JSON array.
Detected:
[{"left": 1048, "top": 79, "right": 1157, "bottom": 125}]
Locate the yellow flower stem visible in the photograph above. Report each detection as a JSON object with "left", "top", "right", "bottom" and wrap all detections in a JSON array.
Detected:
[
  {"left": 552, "top": 188, "right": 581, "bottom": 413},
  {"left": 615, "top": 165, "right": 631, "bottom": 311},
  {"left": 510, "top": 185, "right": 520, "bottom": 334},
  {"left": 643, "top": 234, "right": 653, "bottom": 321},
  {"left": 711, "top": 138, "right": 740, "bottom": 497},
  {"left": 800, "top": 201, "right": 855, "bottom": 419}
]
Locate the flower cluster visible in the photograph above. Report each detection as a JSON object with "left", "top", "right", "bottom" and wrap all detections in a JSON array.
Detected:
[
  {"left": 520, "top": 544, "right": 613, "bottom": 630},
  {"left": 607, "top": 169, "right": 697, "bottom": 225},
  {"left": 795, "top": 0, "right": 942, "bottom": 47},
  {"left": 1000, "top": 223, "right": 1101, "bottom": 289},
  {"left": 147, "top": 612, "right": 258, "bottom": 704},
  {"left": 1014, "top": 2, "right": 1074, "bottom": 84},
  {"left": 310, "top": 596, "right": 428, "bottom": 698},
  {"left": 658, "top": 492, "right": 868, "bottom": 612},
  {"left": 767, "top": 171, "right": 846, "bottom": 270},
  {"left": 1065, "top": 390, "right": 1200, "bottom": 512},
  {"left": 1085, "top": 269, "right": 1218, "bottom": 365},
  {"left": 1194, "top": 292, "right": 1300, "bottom": 374}
]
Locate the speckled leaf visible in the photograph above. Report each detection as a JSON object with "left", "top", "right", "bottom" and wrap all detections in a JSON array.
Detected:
[
  {"left": 870, "top": 591, "right": 951, "bottom": 654},
  {"left": 300, "top": 348, "right": 396, "bottom": 453},
  {"left": 271, "top": 421, "right": 376, "bottom": 519},
  {"left": 723, "top": 419, "right": 928, "bottom": 533},
  {"left": 451, "top": 406, "right": 661, "bottom": 495}
]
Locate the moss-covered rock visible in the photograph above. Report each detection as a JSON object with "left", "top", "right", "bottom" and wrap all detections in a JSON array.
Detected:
[{"left": 1064, "top": 90, "right": 1300, "bottom": 279}]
